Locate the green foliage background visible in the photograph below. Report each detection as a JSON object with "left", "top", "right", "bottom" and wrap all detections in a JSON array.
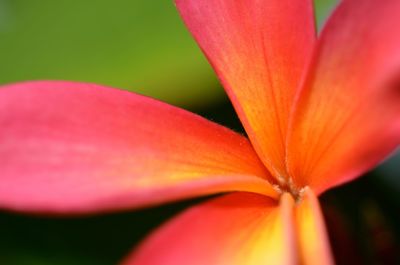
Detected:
[{"left": 0, "top": 0, "right": 336, "bottom": 107}]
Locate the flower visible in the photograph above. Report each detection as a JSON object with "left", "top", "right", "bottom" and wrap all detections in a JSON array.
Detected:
[{"left": 1, "top": 0, "right": 400, "bottom": 264}]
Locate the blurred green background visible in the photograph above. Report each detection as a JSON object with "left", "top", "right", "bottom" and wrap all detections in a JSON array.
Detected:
[
  {"left": 0, "top": 0, "right": 398, "bottom": 264},
  {"left": 0, "top": 0, "right": 336, "bottom": 108}
]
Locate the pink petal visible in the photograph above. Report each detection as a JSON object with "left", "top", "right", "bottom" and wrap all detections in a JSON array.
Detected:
[
  {"left": 175, "top": 0, "right": 316, "bottom": 179},
  {"left": 0, "top": 81, "right": 277, "bottom": 214},
  {"left": 123, "top": 192, "right": 297, "bottom": 265},
  {"left": 287, "top": 0, "right": 400, "bottom": 193}
]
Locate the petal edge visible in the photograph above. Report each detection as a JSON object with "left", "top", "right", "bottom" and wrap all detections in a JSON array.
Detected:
[{"left": 0, "top": 81, "right": 276, "bottom": 214}]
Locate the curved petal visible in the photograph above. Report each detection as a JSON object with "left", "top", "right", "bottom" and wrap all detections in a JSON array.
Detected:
[
  {"left": 123, "top": 192, "right": 297, "bottom": 265},
  {"left": 176, "top": 0, "right": 316, "bottom": 179},
  {"left": 296, "top": 188, "right": 334, "bottom": 265},
  {"left": 287, "top": 0, "right": 400, "bottom": 193},
  {"left": 0, "top": 81, "right": 277, "bottom": 214}
]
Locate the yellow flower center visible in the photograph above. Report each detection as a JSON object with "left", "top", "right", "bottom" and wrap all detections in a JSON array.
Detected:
[{"left": 273, "top": 176, "right": 305, "bottom": 202}]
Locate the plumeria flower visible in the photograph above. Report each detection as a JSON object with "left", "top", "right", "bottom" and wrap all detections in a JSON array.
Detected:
[{"left": 1, "top": 0, "right": 400, "bottom": 264}]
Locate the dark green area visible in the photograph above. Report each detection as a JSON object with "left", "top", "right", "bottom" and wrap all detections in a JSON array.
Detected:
[{"left": 0, "top": 196, "right": 205, "bottom": 265}]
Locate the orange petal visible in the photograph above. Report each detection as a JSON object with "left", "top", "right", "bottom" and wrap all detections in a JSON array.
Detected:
[
  {"left": 287, "top": 0, "right": 400, "bottom": 193},
  {"left": 295, "top": 188, "right": 334, "bottom": 265},
  {"left": 0, "top": 81, "right": 276, "bottom": 214},
  {"left": 123, "top": 192, "right": 297, "bottom": 265},
  {"left": 176, "top": 0, "right": 316, "bottom": 179}
]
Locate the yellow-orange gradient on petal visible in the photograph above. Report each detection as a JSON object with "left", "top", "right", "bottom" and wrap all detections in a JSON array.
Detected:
[
  {"left": 287, "top": 0, "right": 400, "bottom": 194},
  {"left": 176, "top": 0, "right": 316, "bottom": 179},
  {"left": 295, "top": 188, "right": 334, "bottom": 265},
  {"left": 123, "top": 192, "right": 297, "bottom": 265}
]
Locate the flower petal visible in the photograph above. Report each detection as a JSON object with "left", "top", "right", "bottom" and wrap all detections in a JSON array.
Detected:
[
  {"left": 123, "top": 192, "right": 297, "bottom": 265},
  {"left": 175, "top": 0, "right": 316, "bottom": 178},
  {"left": 296, "top": 188, "right": 334, "bottom": 265},
  {"left": 0, "top": 81, "right": 277, "bottom": 214},
  {"left": 287, "top": 0, "right": 400, "bottom": 193}
]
